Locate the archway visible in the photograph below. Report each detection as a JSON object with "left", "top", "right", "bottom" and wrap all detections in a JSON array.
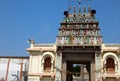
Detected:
[
  {"left": 44, "top": 57, "right": 51, "bottom": 71},
  {"left": 61, "top": 52, "right": 95, "bottom": 81},
  {"left": 103, "top": 52, "right": 119, "bottom": 74}
]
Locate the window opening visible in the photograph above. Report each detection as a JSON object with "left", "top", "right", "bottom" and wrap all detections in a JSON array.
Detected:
[
  {"left": 106, "top": 58, "right": 115, "bottom": 74},
  {"left": 44, "top": 57, "right": 51, "bottom": 71}
]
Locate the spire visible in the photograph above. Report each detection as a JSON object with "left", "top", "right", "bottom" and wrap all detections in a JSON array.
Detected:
[
  {"left": 67, "top": 0, "right": 92, "bottom": 15},
  {"left": 88, "top": 5, "right": 91, "bottom": 13},
  {"left": 73, "top": 6, "right": 76, "bottom": 14},
  {"left": 78, "top": 6, "right": 81, "bottom": 14},
  {"left": 83, "top": 5, "right": 86, "bottom": 13}
]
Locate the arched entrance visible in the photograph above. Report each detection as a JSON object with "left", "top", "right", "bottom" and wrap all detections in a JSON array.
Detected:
[
  {"left": 57, "top": 45, "right": 100, "bottom": 81},
  {"left": 61, "top": 51, "right": 95, "bottom": 81}
]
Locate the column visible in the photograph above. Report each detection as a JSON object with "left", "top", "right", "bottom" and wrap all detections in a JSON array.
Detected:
[
  {"left": 95, "top": 52, "right": 102, "bottom": 81},
  {"left": 115, "top": 61, "right": 118, "bottom": 74},
  {"left": 91, "top": 56, "right": 95, "bottom": 81},
  {"left": 62, "top": 54, "right": 67, "bottom": 81},
  {"left": 51, "top": 62, "right": 53, "bottom": 73},
  {"left": 55, "top": 51, "right": 62, "bottom": 81},
  {"left": 20, "top": 58, "right": 23, "bottom": 81},
  {"left": 80, "top": 64, "right": 84, "bottom": 81}
]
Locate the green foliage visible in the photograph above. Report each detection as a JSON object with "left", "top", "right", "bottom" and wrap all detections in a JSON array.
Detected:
[{"left": 72, "top": 64, "right": 80, "bottom": 76}]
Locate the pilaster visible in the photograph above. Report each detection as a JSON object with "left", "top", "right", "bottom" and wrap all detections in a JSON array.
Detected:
[
  {"left": 91, "top": 55, "right": 95, "bottom": 81},
  {"left": 55, "top": 51, "right": 62, "bottom": 81},
  {"left": 95, "top": 52, "right": 102, "bottom": 81}
]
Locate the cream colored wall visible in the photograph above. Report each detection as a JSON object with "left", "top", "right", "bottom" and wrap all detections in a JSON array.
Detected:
[
  {"left": 30, "top": 55, "right": 40, "bottom": 73},
  {"left": 28, "top": 52, "right": 41, "bottom": 74},
  {"left": 28, "top": 76, "right": 40, "bottom": 81},
  {"left": 28, "top": 51, "right": 55, "bottom": 81},
  {"left": 27, "top": 44, "right": 56, "bottom": 81},
  {"left": 28, "top": 53, "right": 41, "bottom": 81},
  {"left": 101, "top": 44, "right": 119, "bottom": 51}
]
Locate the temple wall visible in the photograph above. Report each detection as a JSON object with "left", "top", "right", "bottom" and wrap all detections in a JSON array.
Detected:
[
  {"left": 27, "top": 44, "right": 56, "bottom": 81},
  {"left": 0, "top": 56, "right": 29, "bottom": 81}
]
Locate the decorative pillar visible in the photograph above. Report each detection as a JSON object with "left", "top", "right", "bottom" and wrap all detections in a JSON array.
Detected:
[
  {"left": 103, "top": 62, "right": 106, "bottom": 75},
  {"left": 28, "top": 56, "right": 31, "bottom": 73},
  {"left": 115, "top": 61, "right": 118, "bottom": 74},
  {"left": 80, "top": 64, "right": 84, "bottom": 81},
  {"left": 55, "top": 51, "right": 62, "bottom": 81},
  {"left": 95, "top": 52, "right": 102, "bottom": 81},
  {"left": 41, "top": 61, "right": 44, "bottom": 73},
  {"left": 91, "top": 54, "right": 95, "bottom": 81},
  {"left": 51, "top": 62, "right": 53, "bottom": 73},
  {"left": 62, "top": 53, "right": 67, "bottom": 81},
  {"left": 20, "top": 58, "right": 23, "bottom": 81},
  {"left": 39, "top": 54, "right": 42, "bottom": 73}
]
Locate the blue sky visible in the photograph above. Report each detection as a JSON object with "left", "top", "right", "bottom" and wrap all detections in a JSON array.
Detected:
[{"left": 0, "top": 0, "right": 120, "bottom": 56}]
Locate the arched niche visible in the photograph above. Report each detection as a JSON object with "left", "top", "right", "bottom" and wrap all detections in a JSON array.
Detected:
[
  {"left": 41, "top": 52, "right": 55, "bottom": 72},
  {"left": 103, "top": 52, "right": 119, "bottom": 74}
]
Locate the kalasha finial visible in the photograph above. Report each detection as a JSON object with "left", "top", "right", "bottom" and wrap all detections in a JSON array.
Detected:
[
  {"left": 67, "top": 0, "right": 90, "bottom": 14},
  {"left": 88, "top": 5, "right": 91, "bottom": 13},
  {"left": 83, "top": 5, "right": 86, "bottom": 13},
  {"left": 78, "top": 6, "right": 81, "bottom": 14},
  {"left": 28, "top": 39, "right": 35, "bottom": 44},
  {"left": 91, "top": 9, "right": 96, "bottom": 14},
  {"left": 91, "top": 9, "right": 96, "bottom": 16},
  {"left": 64, "top": 11, "right": 69, "bottom": 18},
  {"left": 73, "top": 6, "right": 76, "bottom": 13}
]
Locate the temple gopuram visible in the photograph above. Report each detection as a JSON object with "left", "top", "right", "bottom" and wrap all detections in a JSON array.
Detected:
[{"left": 27, "top": 1, "right": 120, "bottom": 81}]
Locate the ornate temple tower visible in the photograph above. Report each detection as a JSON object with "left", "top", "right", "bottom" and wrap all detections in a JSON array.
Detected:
[
  {"left": 55, "top": 1, "right": 102, "bottom": 81},
  {"left": 26, "top": 1, "right": 120, "bottom": 81},
  {"left": 56, "top": 4, "right": 102, "bottom": 46}
]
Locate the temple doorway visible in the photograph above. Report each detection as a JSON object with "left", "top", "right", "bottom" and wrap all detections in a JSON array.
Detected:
[
  {"left": 61, "top": 51, "right": 96, "bottom": 81},
  {"left": 66, "top": 61, "right": 90, "bottom": 81}
]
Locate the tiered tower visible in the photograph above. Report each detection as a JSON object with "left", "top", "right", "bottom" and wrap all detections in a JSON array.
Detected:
[
  {"left": 55, "top": 1, "right": 103, "bottom": 81},
  {"left": 56, "top": 2, "right": 102, "bottom": 46}
]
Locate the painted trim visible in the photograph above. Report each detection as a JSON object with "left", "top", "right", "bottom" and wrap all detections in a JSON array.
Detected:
[
  {"left": 5, "top": 58, "right": 10, "bottom": 81},
  {"left": 41, "top": 52, "right": 55, "bottom": 72},
  {"left": 20, "top": 58, "right": 23, "bottom": 81},
  {"left": 103, "top": 52, "right": 119, "bottom": 64},
  {"left": 41, "top": 52, "right": 54, "bottom": 63}
]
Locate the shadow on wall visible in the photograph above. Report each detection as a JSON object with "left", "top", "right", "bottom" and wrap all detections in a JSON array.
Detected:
[{"left": 0, "top": 77, "right": 4, "bottom": 81}]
